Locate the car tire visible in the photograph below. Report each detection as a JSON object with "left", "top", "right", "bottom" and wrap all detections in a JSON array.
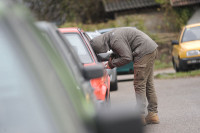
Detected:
[
  {"left": 177, "top": 57, "right": 187, "bottom": 72},
  {"left": 172, "top": 57, "right": 179, "bottom": 72},
  {"left": 105, "top": 91, "right": 111, "bottom": 108},
  {"left": 110, "top": 72, "right": 118, "bottom": 91}
]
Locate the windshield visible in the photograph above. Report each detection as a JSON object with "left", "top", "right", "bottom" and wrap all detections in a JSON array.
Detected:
[
  {"left": 63, "top": 33, "right": 93, "bottom": 64},
  {"left": 182, "top": 26, "right": 200, "bottom": 42}
]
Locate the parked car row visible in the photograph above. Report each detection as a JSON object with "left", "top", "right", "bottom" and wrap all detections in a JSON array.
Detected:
[{"left": 0, "top": 1, "right": 143, "bottom": 133}]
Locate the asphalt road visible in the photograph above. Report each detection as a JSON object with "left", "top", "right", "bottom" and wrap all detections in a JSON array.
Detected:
[{"left": 110, "top": 73, "right": 200, "bottom": 133}]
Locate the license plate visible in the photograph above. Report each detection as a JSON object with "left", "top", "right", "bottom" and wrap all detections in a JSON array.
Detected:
[{"left": 187, "top": 59, "right": 200, "bottom": 64}]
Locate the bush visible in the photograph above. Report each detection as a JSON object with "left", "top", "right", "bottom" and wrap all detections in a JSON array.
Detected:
[{"left": 156, "top": 0, "right": 194, "bottom": 31}]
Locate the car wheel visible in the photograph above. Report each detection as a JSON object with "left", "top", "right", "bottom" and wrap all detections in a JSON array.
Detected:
[
  {"left": 177, "top": 57, "right": 187, "bottom": 72},
  {"left": 172, "top": 57, "right": 179, "bottom": 72},
  {"left": 110, "top": 76, "right": 118, "bottom": 91},
  {"left": 110, "top": 69, "right": 118, "bottom": 91},
  {"left": 105, "top": 91, "right": 111, "bottom": 108}
]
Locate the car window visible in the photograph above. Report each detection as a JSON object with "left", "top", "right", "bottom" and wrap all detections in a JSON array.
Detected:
[
  {"left": 182, "top": 26, "right": 200, "bottom": 42},
  {"left": 63, "top": 33, "right": 93, "bottom": 64}
]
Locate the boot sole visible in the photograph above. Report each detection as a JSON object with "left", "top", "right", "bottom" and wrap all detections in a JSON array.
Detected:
[{"left": 146, "top": 120, "right": 160, "bottom": 124}]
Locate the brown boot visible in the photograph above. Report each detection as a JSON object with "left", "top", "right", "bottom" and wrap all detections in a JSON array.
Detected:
[{"left": 145, "top": 112, "right": 160, "bottom": 124}]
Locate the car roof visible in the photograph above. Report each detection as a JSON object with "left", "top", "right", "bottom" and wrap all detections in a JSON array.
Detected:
[
  {"left": 59, "top": 27, "right": 80, "bottom": 33},
  {"left": 185, "top": 23, "right": 200, "bottom": 28}
]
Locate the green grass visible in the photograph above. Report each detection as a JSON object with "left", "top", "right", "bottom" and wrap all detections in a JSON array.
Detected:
[
  {"left": 155, "top": 60, "right": 173, "bottom": 70},
  {"left": 155, "top": 69, "right": 200, "bottom": 79},
  {"left": 154, "top": 53, "right": 173, "bottom": 70}
]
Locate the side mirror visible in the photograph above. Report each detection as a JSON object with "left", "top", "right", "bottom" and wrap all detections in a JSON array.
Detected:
[
  {"left": 83, "top": 64, "right": 104, "bottom": 80},
  {"left": 95, "top": 104, "right": 143, "bottom": 133},
  {"left": 97, "top": 53, "right": 111, "bottom": 62},
  {"left": 171, "top": 40, "right": 179, "bottom": 45}
]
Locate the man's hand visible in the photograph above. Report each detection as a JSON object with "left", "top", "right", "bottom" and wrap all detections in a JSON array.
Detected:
[{"left": 104, "top": 62, "right": 111, "bottom": 69}]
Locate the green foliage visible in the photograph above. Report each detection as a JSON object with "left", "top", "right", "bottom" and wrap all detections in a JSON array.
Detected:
[
  {"left": 155, "top": 0, "right": 169, "bottom": 4},
  {"left": 24, "top": 0, "right": 111, "bottom": 25},
  {"left": 135, "top": 20, "right": 146, "bottom": 31},
  {"left": 157, "top": 0, "right": 195, "bottom": 31},
  {"left": 174, "top": 7, "right": 194, "bottom": 30},
  {"left": 66, "top": 0, "right": 108, "bottom": 23},
  {"left": 124, "top": 16, "right": 132, "bottom": 26},
  {"left": 155, "top": 56, "right": 172, "bottom": 70},
  {"left": 24, "top": 0, "right": 68, "bottom": 25}
]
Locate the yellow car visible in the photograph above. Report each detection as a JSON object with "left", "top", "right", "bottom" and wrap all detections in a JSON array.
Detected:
[{"left": 172, "top": 23, "right": 200, "bottom": 72}]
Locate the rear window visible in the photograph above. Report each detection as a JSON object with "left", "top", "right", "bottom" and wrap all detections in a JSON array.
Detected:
[{"left": 63, "top": 33, "right": 93, "bottom": 64}]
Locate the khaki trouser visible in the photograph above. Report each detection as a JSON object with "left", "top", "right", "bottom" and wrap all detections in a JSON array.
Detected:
[{"left": 134, "top": 49, "right": 158, "bottom": 114}]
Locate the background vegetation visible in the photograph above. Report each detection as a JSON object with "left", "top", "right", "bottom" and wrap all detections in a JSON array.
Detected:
[
  {"left": 24, "top": 0, "right": 194, "bottom": 32},
  {"left": 155, "top": 0, "right": 195, "bottom": 31},
  {"left": 24, "top": 0, "right": 196, "bottom": 70},
  {"left": 24, "top": 0, "right": 111, "bottom": 25}
]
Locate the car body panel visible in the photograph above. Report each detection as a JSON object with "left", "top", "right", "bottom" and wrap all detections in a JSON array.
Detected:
[{"left": 178, "top": 41, "right": 200, "bottom": 58}]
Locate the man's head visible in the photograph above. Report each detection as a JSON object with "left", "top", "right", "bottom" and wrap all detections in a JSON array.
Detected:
[{"left": 90, "top": 34, "right": 110, "bottom": 54}]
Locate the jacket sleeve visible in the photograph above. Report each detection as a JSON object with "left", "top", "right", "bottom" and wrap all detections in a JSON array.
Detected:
[{"left": 108, "top": 39, "right": 132, "bottom": 69}]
